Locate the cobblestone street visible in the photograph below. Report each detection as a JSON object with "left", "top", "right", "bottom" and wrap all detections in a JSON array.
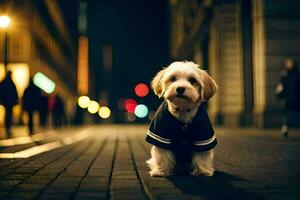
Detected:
[{"left": 0, "top": 125, "right": 299, "bottom": 200}]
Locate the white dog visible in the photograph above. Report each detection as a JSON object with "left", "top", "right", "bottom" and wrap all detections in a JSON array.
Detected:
[{"left": 145, "top": 61, "right": 218, "bottom": 177}]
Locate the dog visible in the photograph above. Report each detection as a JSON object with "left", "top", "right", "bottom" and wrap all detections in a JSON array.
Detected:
[{"left": 145, "top": 61, "right": 218, "bottom": 177}]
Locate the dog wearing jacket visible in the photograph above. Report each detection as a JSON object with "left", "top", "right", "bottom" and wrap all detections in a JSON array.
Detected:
[{"left": 145, "top": 61, "right": 218, "bottom": 177}]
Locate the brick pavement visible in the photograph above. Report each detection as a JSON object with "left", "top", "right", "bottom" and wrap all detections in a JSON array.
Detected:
[{"left": 0, "top": 125, "right": 299, "bottom": 200}]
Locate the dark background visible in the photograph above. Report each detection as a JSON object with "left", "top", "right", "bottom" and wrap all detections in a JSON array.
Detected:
[{"left": 87, "top": 0, "right": 169, "bottom": 121}]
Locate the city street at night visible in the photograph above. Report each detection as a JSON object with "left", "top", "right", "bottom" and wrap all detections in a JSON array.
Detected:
[
  {"left": 0, "top": 125, "right": 299, "bottom": 200},
  {"left": 1, "top": 0, "right": 300, "bottom": 199}
]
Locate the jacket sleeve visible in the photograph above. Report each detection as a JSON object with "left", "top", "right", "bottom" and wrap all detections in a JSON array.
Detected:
[
  {"left": 191, "top": 105, "right": 217, "bottom": 152},
  {"left": 145, "top": 107, "right": 173, "bottom": 150}
]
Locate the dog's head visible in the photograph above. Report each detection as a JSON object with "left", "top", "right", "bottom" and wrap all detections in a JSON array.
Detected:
[{"left": 151, "top": 61, "right": 217, "bottom": 109}]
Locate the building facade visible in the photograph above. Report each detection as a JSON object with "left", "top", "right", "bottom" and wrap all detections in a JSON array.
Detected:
[
  {"left": 169, "top": 0, "right": 300, "bottom": 127},
  {"left": 0, "top": 0, "right": 78, "bottom": 125}
]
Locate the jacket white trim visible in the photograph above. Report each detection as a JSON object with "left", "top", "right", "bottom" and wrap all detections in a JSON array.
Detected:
[
  {"left": 147, "top": 130, "right": 171, "bottom": 144},
  {"left": 193, "top": 134, "right": 216, "bottom": 146}
]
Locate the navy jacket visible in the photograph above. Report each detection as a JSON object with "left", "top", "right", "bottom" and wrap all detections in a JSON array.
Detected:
[{"left": 145, "top": 102, "right": 217, "bottom": 161}]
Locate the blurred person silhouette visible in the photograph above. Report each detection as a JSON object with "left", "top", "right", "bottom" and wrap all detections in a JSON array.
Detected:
[
  {"left": 54, "top": 94, "right": 66, "bottom": 127},
  {"left": 22, "top": 78, "right": 42, "bottom": 134},
  {"left": 275, "top": 58, "right": 300, "bottom": 138},
  {"left": 39, "top": 94, "right": 49, "bottom": 128},
  {"left": 49, "top": 94, "right": 66, "bottom": 128},
  {"left": 0, "top": 71, "right": 18, "bottom": 136}
]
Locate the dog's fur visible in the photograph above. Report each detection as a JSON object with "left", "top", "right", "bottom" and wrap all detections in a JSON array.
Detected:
[{"left": 146, "top": 61, "right": 217, "bottom": 177}]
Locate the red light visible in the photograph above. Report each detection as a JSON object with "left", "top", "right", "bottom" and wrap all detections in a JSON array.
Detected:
[
  {"left": 124, "top": 98, "right": 137, "bottom": 113},
  {"left": 134, "top": 83, "right": 149, "bottom": 97}
]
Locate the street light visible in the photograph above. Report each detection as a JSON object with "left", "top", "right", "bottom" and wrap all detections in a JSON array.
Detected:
[
  {"left": 0, "top": 15, "right": 11, "bottom": 72},
  {"left": 0, "top": 16, "right": 11, "bottom": 28}
]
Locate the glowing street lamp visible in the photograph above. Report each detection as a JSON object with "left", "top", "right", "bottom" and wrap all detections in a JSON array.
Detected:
[
  {"left": 0, "top": 16, "right": 11, "bottom": 28},
  {"left": 0, "top": 15, "right": 11, "bottom": 71}
]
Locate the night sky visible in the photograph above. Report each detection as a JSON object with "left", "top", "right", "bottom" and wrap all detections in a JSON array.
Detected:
[{"left": 87, "top": 0, "right": 170, "bottom": 119}]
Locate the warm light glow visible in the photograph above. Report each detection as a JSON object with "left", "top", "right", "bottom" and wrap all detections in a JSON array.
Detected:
[
  {"left": 7, "top": 63, "right": 30, "bottom": 96},
  {"left": 0, "top": 105, "right": 4, "bottom": 125},
  {"left": 0, "top": 63, "right": 30, "bottom": 122},
  {"left": 134, "top": 83, "right": 149, "bottom": 97},
  {"left": 77, "top": 36, "right": 89, "bottom": 95},
  {"left": 0, "top": 15, "right": 10, "bottom": 28},
  {"left": 134, "top": 104, "right": 148, "bottom": 118},
  {"left": 0, "top": 129, "right": 91, "bottom": 158},
  {"left": 0, "top": 64, "right": 5, "bottom": 81},
  {"left": 124, "top": 98, "right": 138, "bottom": 113},
  {"left": 98, "top": 106, "right": 111, "bottom": 119},
  {"left": 87, "top": 100, "right": 100, "bottom": 114},
  {"left": 78, "top": 96, "right": 90, "bottom": 108},
  {"left": 33, "top": 72, "right": 56, "bottom": 94},
  {"left": 0, "top": 130, "right": 58, "bottom": 147}
]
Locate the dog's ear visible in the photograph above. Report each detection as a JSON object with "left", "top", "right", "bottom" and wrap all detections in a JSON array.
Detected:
[
  {"left": 151, "top": 68, "right": 167, "bottom": 97},
  {"left": 199, "top": 70, "right": 218, "bottom": 101}
]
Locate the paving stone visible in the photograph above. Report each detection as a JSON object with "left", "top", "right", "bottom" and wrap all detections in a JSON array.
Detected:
[
  {"left": 0, "top": 126, "right": 299, "bottom": 199},
  {"left": 111, "top": 174, "right": 137, "bottom": 180},
  {"left": 74, "top": 192, "right": 107, "bottom": 199},
  {"left": 4, "top": 173, "right": 30, "bottom": 180},
  {"left": 8, "top": 192, "right": 38, "bottom": 200},
  {"left": 15, "top": 183, "right": 45, "bottom": 192},
  {"left": 78, "top": 183, "right": 108, "bottom": 191}
]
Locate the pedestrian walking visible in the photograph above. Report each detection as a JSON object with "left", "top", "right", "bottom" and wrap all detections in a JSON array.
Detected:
[
  {"left": 0, "top": 71, "right": 18, "bottom": 136},
  {"left": 22, "top": 78, "right": 42, "bottom": 134},
  {"left": 49, "top": 94, "right": 66, "bottom": 128},
  {"left": 39, "top": 94, "right": 49, "bottom": 128},
  {"left": 53, "top": 94, "right": 66, "bottom": 127},
  {"left": 275, "top": 58, "right": 300, "bottom": 138}
]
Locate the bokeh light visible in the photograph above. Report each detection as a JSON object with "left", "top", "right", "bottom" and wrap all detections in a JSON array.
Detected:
[
  {"left": 87, "top": 100, "right": 100, "bottom": 114},
  {"left": 125, "top": 112, "right": 136, "bottom": 122},
  {"left": 124, "top": 98, "right": 137, "bottom": 113},
  {"left": 98, "top": 106, "right": 111, "bottom": 119},
  {"left": 134, "top": 83, "right": 149, "bottom": 97},
  {"left": 33, "top": 72, "right": 56, "bottom": 94},
  {"left": 78, "top": 96, "right": 90, "bottom": 108},
  {"left": 134, "top": 104, "right": 148, "bottom": 118},
  {"left": 0, "top": 15, "right": 11, "bottom": 28}
]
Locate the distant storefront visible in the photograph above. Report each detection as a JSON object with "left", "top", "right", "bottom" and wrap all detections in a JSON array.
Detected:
[{"left": 0, "top": 0, "right": 77, "bottom": 126}]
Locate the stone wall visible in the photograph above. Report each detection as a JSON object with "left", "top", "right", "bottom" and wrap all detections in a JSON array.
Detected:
[
  {"left": 208, "top": 2, "right": 244, "bottom": 126},
  {"left": 252, "top": 0, "right": 300, "bottom": 127}
]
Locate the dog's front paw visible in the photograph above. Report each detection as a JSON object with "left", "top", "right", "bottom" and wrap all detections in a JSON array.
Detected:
[
  {"left": 149, "top": 170, "right": 171, "bottom": 177},
  {"left": 191, "top": 169, "right": 214, "bottom": 177}
]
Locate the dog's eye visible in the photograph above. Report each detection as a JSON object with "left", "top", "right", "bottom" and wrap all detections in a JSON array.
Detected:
[
  {"left": 170, "top": 76, "right": 177, "bottom": 82},
  {"left": 188, "top": 77, "right": 197, "bottom": 85}
]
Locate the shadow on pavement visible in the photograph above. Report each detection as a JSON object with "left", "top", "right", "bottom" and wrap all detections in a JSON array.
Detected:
[{"left": 168, "top": 171, "right": 265, "bottom": 200}]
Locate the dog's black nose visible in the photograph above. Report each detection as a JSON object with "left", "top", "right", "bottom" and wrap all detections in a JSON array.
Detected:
[{"left": 176, "top": 87, "right": 185, "bottom": 94}]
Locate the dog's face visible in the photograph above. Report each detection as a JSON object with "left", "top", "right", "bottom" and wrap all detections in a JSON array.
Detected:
[{"left": 151, "top": 61, "right": 217, "bottom": 109}]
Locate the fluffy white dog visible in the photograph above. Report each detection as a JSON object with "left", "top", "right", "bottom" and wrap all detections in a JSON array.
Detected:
[{"left": 145, "top": 61, "right": 218, "bottom": 177}]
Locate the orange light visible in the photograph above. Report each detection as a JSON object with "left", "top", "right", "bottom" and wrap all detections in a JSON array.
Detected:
[
  {"left": 134, "top": 83, "right": 149, "bottom": 97},
  {"left": 77, "top": 36, "right": 89, "bottom": 95}
]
